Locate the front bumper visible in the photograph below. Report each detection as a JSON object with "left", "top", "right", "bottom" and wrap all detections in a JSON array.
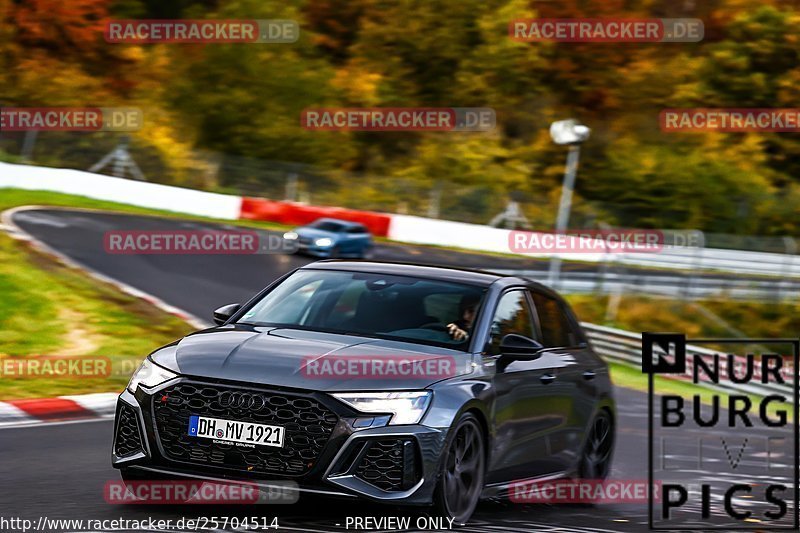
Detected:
[
  {"left": 112, "top": 381, "right": 448, "bottom": 505},
  {"left": 293, "top": 239, "right": 335, "bottom": 257}
]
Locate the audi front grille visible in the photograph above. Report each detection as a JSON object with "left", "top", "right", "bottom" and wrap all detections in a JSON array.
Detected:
[{"left": 152, "top": 382, "right": 339, "bottom": 476}]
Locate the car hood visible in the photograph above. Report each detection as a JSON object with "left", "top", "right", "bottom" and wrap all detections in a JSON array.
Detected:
[{"left": 150, "top": 325, "right": 473, "bottom": 391}]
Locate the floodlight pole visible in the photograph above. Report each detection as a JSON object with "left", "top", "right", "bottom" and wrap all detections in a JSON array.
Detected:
[{"left": 547, "top": 143, "right": 581, "bottom": 286}]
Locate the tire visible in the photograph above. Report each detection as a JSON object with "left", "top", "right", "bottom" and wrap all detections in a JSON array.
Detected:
[
  {"left": 578, "top": 410, "right": 614, "bottom": 481},
  {"left": 432, "top": 413, "right": 486, "bottom": 526}
]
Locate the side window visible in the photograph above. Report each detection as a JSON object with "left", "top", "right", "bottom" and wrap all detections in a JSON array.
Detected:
[
  {"left": 530, "top": 292, "right": 579, "bottom": 348},
  {"left": 488, "top": 290, "right": 536, "bottom": 355}
]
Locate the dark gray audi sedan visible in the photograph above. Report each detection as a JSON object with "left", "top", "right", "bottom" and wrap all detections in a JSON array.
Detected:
[{"left": 112, "top": 261, "right": 615, "bottom": 524}]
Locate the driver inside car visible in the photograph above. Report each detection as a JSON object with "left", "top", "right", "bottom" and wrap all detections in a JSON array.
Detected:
[{"left": 447, "top": 295, "right": 479, "bottom": 341}]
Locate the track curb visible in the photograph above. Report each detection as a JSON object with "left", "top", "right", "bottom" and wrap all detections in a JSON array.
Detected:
[{"left": 0, "top": 393, "right": 118, "bottom": 426}]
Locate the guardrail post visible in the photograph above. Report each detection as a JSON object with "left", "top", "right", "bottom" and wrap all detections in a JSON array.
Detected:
[
  {"left": 596, "top": 221, "right": 614, "bottom": 295},
  {"left": 682, "top": 230, "right": 705, "bottom": 301},
  {"left": 21, "top": 130, "right": 38, "bottom": 162},
  {"left": 779, "top": 236, "right": 797, "bottom": 302},
  {"left": 284, "top": 173, "right": 298, "bottom": 201}
]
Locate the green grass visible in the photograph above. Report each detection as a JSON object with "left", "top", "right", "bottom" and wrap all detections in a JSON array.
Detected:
[
  {"left": 609, "top": 361, "right": 790, "bottom": 421},
  {"left": 0, "top": 225, "right": 194, "bottom": 399},
  {"left": 0, "top": 187, "right": 300, "bottom": 400},
  {"left": 568, "top": 294, "right": 800, "bottom": 340}
]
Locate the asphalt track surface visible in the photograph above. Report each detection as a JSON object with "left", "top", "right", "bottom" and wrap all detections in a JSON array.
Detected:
[{"left": 0, "top": 208, "right": 795, "bottom": 533}]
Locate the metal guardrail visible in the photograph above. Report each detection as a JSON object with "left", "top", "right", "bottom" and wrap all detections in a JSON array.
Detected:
[
  {"left": 494, "top": 269, "right": 800, "bottom": 301},
  {"left": 582, "top": 322, "right": 793, "bottom": 398},
  {"left": 601, "top": 245, "right": 800, "bottom": 278}
]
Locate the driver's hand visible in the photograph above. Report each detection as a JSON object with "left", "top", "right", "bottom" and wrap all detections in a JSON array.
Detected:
[{"left": 446, "top": 323, "right": 468, "bottom": 341}]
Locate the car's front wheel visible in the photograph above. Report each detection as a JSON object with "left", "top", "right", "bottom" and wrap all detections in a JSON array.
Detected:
[
  {"left": 579, "top": 410, "right": 614, "bottom": 480},
  {"left": 432, "top": 413, "right": 485, "bottom": 526}
]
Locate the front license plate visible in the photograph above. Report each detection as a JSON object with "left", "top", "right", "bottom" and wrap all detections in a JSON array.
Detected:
[{"left": 188, "top": 415, "right": 284, "bottom": 448}]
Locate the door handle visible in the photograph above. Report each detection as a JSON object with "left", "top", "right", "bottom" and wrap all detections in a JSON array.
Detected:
[
  {"left": 540, "top": 374, "right": 556, "bottom": 384},
  {"left": 583, "top": 370, "right": 596, "bottom": 380}
]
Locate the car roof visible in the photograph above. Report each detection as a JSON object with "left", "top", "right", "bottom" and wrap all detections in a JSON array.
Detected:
[
  {"left": 311, "top": 218, "right": 362, "bottom": 228},
  {"left": 301, "top": 260, "right": 554, "bottom": 291}
]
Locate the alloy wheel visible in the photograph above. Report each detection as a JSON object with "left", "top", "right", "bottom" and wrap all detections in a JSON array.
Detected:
[
  {"left": 442, "top": 419, "right": 484, "bottom": 523},
  {"left": 580, "top": 412, "right": 614, "bottom": 480}
]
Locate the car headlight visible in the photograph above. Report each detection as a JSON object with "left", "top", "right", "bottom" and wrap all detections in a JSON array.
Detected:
[
  {"left": 283, "top": 231, "right": 298, "bottom": 240},
  {"left": 126, "top": 359, "right": 178, "bottom": 393},
  {"left": 315, "top": 237, "right": 334, "bottom": 247},
  {"left": 332, "top": 391, "right": 432, "bottom": 425}
]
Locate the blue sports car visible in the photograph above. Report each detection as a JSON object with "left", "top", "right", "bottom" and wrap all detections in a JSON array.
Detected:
[{"left": 284, "top": 218, "right": 374, "bottom": 258}]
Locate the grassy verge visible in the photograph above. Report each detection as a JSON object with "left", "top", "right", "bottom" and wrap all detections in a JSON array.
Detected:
[
  {"left": 0, "top": 227, "right": 194, "bottom": 400},
  {"left": 567, "top": 294, "right": 800, "bottom": 339},
  {"left": 609, "top": 360, "right": 789, "bottom": 421}
]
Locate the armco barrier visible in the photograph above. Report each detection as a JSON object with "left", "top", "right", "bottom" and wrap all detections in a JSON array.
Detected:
[
  {"left": 1, "top": 161, "right": 799, "bottom": 278},
  {"left": 0, "top": 162, "right": 242, "bottom": 220},
  {"left": 495, "top": 269, "right": 800, "bottom": 300},
  {"left": 387, "top": 214, "right": 513, "bottom": 254},
  {"left": 583, "top": 322, "right": 794, "bottom": 397},
  {"left": 240, "top": 197, "right": 391, "bottom": 236}
]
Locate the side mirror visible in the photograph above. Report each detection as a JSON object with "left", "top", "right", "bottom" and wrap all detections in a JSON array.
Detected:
[
  {"left": 499, "top": 334, "right": 544, "bottom": 360},
  {"left": 213, "top": 303, "right": 241, "bottom": 325}
]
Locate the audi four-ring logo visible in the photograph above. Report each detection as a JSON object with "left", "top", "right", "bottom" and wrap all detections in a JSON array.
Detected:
[{"left": 219, "top": 391, "right": 266, "bottom": 410}]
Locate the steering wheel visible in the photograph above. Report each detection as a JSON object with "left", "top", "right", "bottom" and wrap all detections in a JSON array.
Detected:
[{"left": 419, "top": 322, "right": 448, "bottom": 332}]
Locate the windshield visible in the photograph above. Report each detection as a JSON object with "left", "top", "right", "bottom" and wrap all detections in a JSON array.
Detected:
[
  {"left": 309, "top": 220, "right": 345, "bottom": 232},
  {"left": 237, "top": 269, "right": 486, "bottom": 350}
]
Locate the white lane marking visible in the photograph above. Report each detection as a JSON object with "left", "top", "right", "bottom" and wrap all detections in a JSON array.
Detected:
[
  {"left": 12, "top": 212, "right": 70, "bottom": 228},
  {"left": 0, "top": 414, "right": 114, "bottom": 430}
]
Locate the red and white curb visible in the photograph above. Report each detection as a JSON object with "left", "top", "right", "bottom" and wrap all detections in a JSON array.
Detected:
[{"left": 0, "top": 392, "right": 119, "bottom": 427}]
